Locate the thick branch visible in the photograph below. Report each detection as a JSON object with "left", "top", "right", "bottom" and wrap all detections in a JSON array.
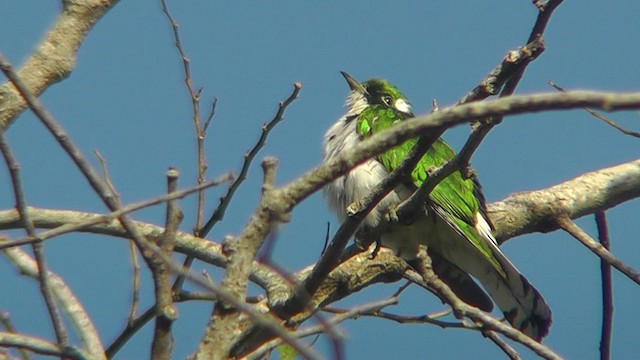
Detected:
[
  {"left": 489, "top": 160, "right": 640, "bottom": 242},
  {"left": 0, "top": 0, "right": 121, "bottom": 131}
]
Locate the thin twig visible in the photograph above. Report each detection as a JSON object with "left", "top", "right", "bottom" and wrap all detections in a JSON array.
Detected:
[
  {"left": 172, "top": 83, "right": 301, "bottom": 295},
  {"left": 203, "top": 97, "right": 217, "bottom": 135},
  {"left": 377, "top": 310, "right": 467, "bottom": 327},
  {"left": 127, "top": 240, "right": 141, "bottom": 327},
  {"left": 100, "top": 149, "right": 143, "bottom": 329},
  {"left": 246, "top": 297, "right": 398, "bottom": 360},
  {"left": 160, "top": 0, "right": 212, "bottom": 300},
  {"left": 595, "top": 212, "right": 613, "bottom": 360},
  {"left": 484, "top": 331, "right": 521, "bottom": 360},
  {"left": 557, "top": 215, "right": 640, "bottom": 285},
  {"left": 160, "top": 0, "right": 210, "bottom": 234},
  {"left": 94, "top": 150, "right": 120, "bottom": 200},
  {"left": 549, "top": 81, "right": 640, "bottom": 138},
  {"left": 199, "top": 82, "right": 302, "bottom": 236},
  {"left": 106, "top": 307, "right": 156, "bottom": 358},
  {"left": 0, "top": 133, "right": 68, "bottom": 346}
]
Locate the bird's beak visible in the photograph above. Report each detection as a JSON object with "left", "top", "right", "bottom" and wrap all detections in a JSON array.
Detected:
[{"left": 340, "top": 71, "right": 366, "bottom": 94}]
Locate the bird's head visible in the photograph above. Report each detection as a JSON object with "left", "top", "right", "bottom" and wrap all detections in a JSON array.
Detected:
[{"left": 341, "top": 71, "right": 414, "bottom": 118}]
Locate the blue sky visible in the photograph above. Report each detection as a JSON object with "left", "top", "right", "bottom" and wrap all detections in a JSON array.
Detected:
[{"left": 1, "top": 1, "right": 639, "bottom": 359}]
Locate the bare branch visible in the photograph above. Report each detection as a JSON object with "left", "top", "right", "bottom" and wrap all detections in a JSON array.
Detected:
[
  {"left": 0, "top": 0, "right": 121, "bottom": 131},
  {"left": 0, "top": 133, "right": 68, "bottom": 346},
  {"left": 595, "top": 212, "right": 613, "bottom": 360},
  {"left": 127, "top": 237, "right": 141, "bottom": 327},
  {"left": 0, "top": 332, "right": 91, "bottom": 360},
  {"left": 452, "top": 0, "right": 564, "bottom": 178},
  {"left": 160, "top": 0, "right": 211, "bottom": 235},
  {"left": 484, "top": 332, "right": 521, "bottom": 360},
  {"left": 451, "top": 0, "right": 564, "bottom": 184},
  {"left": 556, "top": 216, "right": 640, "bottom": 285},
  {"left": 457, "top": 37, "right": 545, "bottom": 105},
  {"left": 490, "top": 159, "right": 640, "bottom": 242},
  {"left": 1, "top": 245, "right": 105, "bottom": 359},
  {"left": 150, "top": 168, "right": 182, "bottom": 360},
  {"left": 500, "top": 0, "right": 564, "bottom": 98},
  {"left": 549, "top": 81, "right": 640, "bottom": 138},
  {"left": 192, "top": 83, "right": 304, "bottom": 358},
  {"left": 105, "top": 307, "right": 155, "bottom": 358},
  {"left": 199, "top": 82, "right": 303, "bottom": 237}
]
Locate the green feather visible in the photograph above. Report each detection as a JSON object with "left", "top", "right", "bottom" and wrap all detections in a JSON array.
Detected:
[{"left": 357, "top": 103, "right": 504, "bottom": 275}]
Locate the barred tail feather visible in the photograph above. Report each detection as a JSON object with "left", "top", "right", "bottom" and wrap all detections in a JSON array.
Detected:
[
  {"left": 426, "top": 208, "right": 552, "bottom": 341},
  {"left": 473, "top": 214, "right": 552, "bottom": 341}
]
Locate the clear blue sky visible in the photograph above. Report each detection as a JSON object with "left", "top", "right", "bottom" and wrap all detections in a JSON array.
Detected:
[{"left": 1, "top": 1, "right": 639, "bottom": 359}]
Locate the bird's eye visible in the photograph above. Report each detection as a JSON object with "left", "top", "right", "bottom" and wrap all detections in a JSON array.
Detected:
[{"left": 382, "top": 95, "right": 393, "bottom": 106}]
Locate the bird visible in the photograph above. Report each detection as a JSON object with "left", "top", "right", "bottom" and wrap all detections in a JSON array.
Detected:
[{"left": 322, "top": 71, "right": 552, "bottom": 341}]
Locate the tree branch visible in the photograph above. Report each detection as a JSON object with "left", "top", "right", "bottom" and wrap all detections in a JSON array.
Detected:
[
  {"left": 489, "top": 159, "right": 640, "bottom": 242},
  {"left": 595, "top": 212, "right": 613, "bottom": 360},
  {"left": 1, "top": 245, "right": 105, "bottom": 359},
  {"left": 0, "top": 0, "right": 121, "bottom": 131},
  {"left": 556, "top": 216, "right": 640, "bottom": 285},
  {"left": 0, "top": 134, "right": 69, "bottom": 346},
  {"left": 150, "top": 169, "right": 182, "bottom": 360},
  {"left": 0, "top": 332, "right": 91, "bottom": 360}
]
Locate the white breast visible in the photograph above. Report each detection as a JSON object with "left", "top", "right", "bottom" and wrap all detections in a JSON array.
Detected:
[{"left": 322, "top": 110, "right": 404, "bottom": 229}]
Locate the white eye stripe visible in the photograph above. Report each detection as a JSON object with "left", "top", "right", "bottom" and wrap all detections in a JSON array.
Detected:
[{"left": 394, "top": 98, "right": 412, "bottom": 114}]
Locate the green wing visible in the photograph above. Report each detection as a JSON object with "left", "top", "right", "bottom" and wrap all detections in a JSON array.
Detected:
[{"left": 357, "top": 105, "right": 502, "bottom": 273}]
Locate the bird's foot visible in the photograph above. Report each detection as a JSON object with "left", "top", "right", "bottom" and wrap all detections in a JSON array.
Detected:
[{"left": 355, "top": 228, "right": 382, "bottom": 260}]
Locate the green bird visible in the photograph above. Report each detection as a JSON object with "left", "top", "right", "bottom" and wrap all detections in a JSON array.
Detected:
[{"left": 323, "top": 72, "right": 551, "bottom": 340}]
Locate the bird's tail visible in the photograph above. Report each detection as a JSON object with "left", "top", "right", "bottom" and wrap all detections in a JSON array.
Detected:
[
  {"left": 430, "top": 209, "right": 552, "bottom": 340},
  {"left": 481, "top": 251, "right": 552, "bottom": 340},
  {"left": 472, "top": 216, "right": 552, "bottom": 341}
]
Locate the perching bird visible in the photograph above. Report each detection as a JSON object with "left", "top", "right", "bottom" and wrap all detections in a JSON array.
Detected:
[{"left": 323, "top": 72, "right": 551, "bottom": 340}]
